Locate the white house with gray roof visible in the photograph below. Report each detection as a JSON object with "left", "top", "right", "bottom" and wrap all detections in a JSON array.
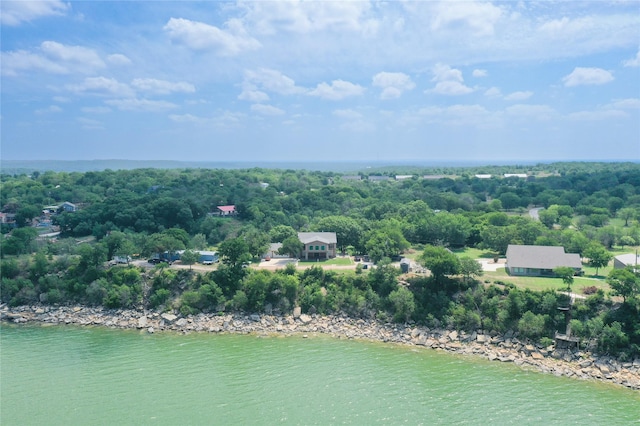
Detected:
[
  {"left": 505, "top": 244, "right": 582, "bottom": 277},
  {"left": 298, "top": 232, "right": 337, "bottom": 260}
]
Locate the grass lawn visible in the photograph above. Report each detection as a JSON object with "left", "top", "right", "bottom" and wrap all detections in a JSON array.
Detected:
[
  {"left": 450, "top": 247, "right": 499, "bottom": 259},
  {"left": 483, "top": 267, "right": 609, "bottom": 294},
  {"left": 298, "top": 257, "right": 354, "bottom": 266}
]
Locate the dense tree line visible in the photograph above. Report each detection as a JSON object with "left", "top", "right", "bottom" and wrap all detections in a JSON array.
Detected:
[{"left": 1, "top": 163, "right": 639, "bottom": 357}]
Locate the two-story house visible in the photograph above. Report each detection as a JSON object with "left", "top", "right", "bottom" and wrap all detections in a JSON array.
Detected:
[{"left": 298, "top": 232, "right": 337, "bottom": 260}]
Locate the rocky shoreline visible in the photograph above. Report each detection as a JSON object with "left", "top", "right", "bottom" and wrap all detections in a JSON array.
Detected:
[{"left": 3, "top": 304, "right": 639, "bottom": 391}]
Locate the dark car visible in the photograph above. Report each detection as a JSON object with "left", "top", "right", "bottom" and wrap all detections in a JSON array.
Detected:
[{"left": 148, "top": 258, "right": 162, "bottom": 264}]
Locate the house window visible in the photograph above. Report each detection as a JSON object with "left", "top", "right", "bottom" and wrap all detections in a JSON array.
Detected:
[
  {"left": 321, "top": 246, "right": 325, "bottom": 250},
  {"left": 315, "top": 245, "right": 319, "bottom": 250}
]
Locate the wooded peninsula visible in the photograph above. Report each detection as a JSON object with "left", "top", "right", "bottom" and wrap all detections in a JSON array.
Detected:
[{"left": 1, "top": 161, "right": 639, "bottom": 360}]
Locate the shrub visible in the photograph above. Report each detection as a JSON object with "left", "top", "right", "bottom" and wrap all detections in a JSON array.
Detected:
[
  {"left": 582, "top": 286, "right": 598, "bottom": 295},
  {"left": 539, "top": 337, "right": 554, "bottom": 347}
]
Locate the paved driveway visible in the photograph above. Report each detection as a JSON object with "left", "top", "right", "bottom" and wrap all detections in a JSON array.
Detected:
[{"left": 478, "top": 259, "right": 506, "bottom": 272}]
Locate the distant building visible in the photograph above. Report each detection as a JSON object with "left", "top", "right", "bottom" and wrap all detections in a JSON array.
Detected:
[
  {"left": 216, "top": 205, "right": 237, "bottom": 216},
  {"left": 475, "top": 174, "right": 492, "bottom": 179},
  {"left": 341, "top": 175, "right": 362, "bottom": 181},
  {"left": 506, "top": 245, "right": 582, "bottom": 276},
  {"left": 368, "top": 175, "right": 391, "bottom": 182},
  {"left": 395, "top": 175, "right": 413, "bottom": 181},
  {"left": 504, "top": 173, "right": 528, "bottom": 178},
  {"left": 423, "top": 175, "right": 447, "bottom": 180},
  {"left": 614, "top": 253, "right": 640, "bottom": 270},
  {"left": 61, "top": 202, "right": 77, "bottom": 212}
]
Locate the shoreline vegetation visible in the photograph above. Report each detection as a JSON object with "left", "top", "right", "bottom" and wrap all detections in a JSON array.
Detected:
[{"left": 3, "top": 304, "right": 639, "bottom": 392}]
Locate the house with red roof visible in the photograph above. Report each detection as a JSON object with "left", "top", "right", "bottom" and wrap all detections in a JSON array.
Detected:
[{"left": 216, "top": 205, "right": 237, "bottom": 216}]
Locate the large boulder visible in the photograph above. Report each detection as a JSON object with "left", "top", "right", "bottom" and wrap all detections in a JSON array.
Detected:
[
  {"left": 161, "top": 313, "right": 177, "bottom": 323},
  {"left": 299, "top": 314, "right": 312, "bottom": 324}
]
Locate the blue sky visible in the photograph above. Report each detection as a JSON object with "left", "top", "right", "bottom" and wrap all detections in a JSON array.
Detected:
[{"left": 2, "top": 1, "right": 639, "bottom": 163}]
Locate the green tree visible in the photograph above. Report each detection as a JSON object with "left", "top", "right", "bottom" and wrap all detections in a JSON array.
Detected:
[
  {"left": 583, "top": 242, "right": 612, "bottom": 275},
  {"left": 190, "top": 233, "right": 208, "bottom": 250},
  {"left": 3, "top": 227, "right": 38, "bottom": 255},
  {"left": 180, "top": 249, "right": 199, "bottom": 270},
  {"left": 279, "top": 236, "right": 303, "bottom": 258},
  {"left": 315, "top": 216, "right": 363, "bottom": 252},
  {"left": 388, "top": 286, "right": 416, "bottom": 322},
  {"left": 219, "top": 237, "right": 251, "bottom": 268},
  {"left": 419, "top": 245, "right": 461, "bottom": 280},
  {"left": 617, "top": 207, "right": 637, "bottom": 227},
  {"left": 553, "top": 266, "right": 575, "bottom": 292},
  {"left": 518, "top": 311, "right": 546, "bottom": 341},
  {"left": 269, "top": 225, "right": 298, "bottom": 243},
  {"left": 607, "top": 267, "right": 639, "bottom": 303},
  {"left": 459, "top": 257, "right": 483, "bottom": 283}
]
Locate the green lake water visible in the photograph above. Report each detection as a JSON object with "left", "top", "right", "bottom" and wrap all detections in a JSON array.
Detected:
[{"left": 1, "top": 324, "right": 639, "bottom": 425}]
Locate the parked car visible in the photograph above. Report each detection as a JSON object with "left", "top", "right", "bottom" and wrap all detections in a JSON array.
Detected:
[{"left": 148, "top": 258, "right": 165, "bottom": 264}]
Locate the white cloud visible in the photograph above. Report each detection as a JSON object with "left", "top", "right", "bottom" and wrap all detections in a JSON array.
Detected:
[
  {"left": 40, "top": 41, "right": 105, "bottom": 69},
  {"left": 240, "top": 1, "right": 378, "bottom": 35},
  {"left": 243, "top": 68, "right": 305, "bottom": 95},
  {"left": 66, "top": 77, "right": 134, "bottom": 97},
  {"left": 372, "top": 72, "right": 415, "bottom": 99},
  {"left": 484, "top": 87, "right": 502, "bottom": 97},
  {"left": 81, "top": 106, "right": 112, "bottom": 114},
  {"left": 163, "top": 17, "right": 260, "bottom": 55},
  {"left": 1, "top": 0, "right": 69, "bottom": 26},
  {"left": 105, "top": 98, "right": 177, "bottom": 112},
  {"left": 251, "top": 104, "right": 285, "bottom": 116},
  {"left": 562, "top": 67, "right": 614, "bottom": 87},
  {"left": 333, "top": 109, "right": 363, "bottom": 119},
  {"left": 505, "top": 104, "right": 555, "bottom": 120},
  {"left": 2, "top": 41, "right": 105, "bottom": 76},
  {"left": 131, "top": 78, "right": 195, "bottom": 95},
  {"left": 169, "top": 113, "right": 203, "bottom": 123},
  {"left": 429, "top": 1, "right": 503, "bottom": 37},
  {"left": 568, "top": 110, "right": 628, "bottom": 121},
  {"left": 418, "top": 104, "right": 493, "bottom": 126},
  {"left": 308, "top": 80, "right": 365, "bottom": 100},
  {"left": 504, "top": 91, "right": 533, "bottom": 101},
  {"left": 608, "top": 98, "right": 640, "bottom": 110},
  {"left": 35, "top": 105, "right": 62, "bottom": 114},
  {"left": 238, "top": 89, "right": 269, "bottom": 102},
  {"left": 107, "top": 54, "right": 131, "bottom": 66},
  {"left": 428, "top": 64, "right": 474, "bottom": 95},
  {"left": 472, "top": 69, "right": 488, "bottom": 77},
  {"left": 77, "top": 117, "right": 104, "bottom": 130},
  {"left": 623, "top": 49, "right": 640, "bottom": 67}
]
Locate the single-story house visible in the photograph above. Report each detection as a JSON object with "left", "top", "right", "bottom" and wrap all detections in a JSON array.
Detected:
[
  {"left": 216, "top": 205, "right": 237, "bottom": 216},
  {"left": 298, "top": 232, "right": 337, "bottom": 260},
  {"left": 174, "top": 250, "right": 219, "bottom": 264},
  {"left": 614, "top": 253, "right": 640, "bottom": 270},
  {"left": 61, "top": 202, "right": 77, "bottom": 212},
  {"left": 505, "top": 244, "right": 582, "bottom": 277},
  {"left": 368, "top": 175, "right": 391, "bottom": 182}
]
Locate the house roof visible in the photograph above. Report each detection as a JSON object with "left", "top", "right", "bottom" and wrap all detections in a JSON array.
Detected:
[
  {"left": 298, "top": 232, "right": 337, "bottom": 245},
  {"left": 217, "top": 205, "right": 236, "bottom": 213},
  {"left": 506, "top": 245, "right": 582, "bottom": 269},
  {"left": 615, "top": 253, "right": 640, "bottom": 267}
]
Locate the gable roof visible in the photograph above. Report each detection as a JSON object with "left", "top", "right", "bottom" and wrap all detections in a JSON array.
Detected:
[
  {"left": 217, "top": 205, "right": 236, "bottom": 213},
  {"left": 298, "top": 232, "right": 337, "bottom": 245},
  {"left": 506, "top": 244, "right": 582, "bottom": 269},
  {"left": 615, "top": 253, "right": 640, "bottom": 267}
]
